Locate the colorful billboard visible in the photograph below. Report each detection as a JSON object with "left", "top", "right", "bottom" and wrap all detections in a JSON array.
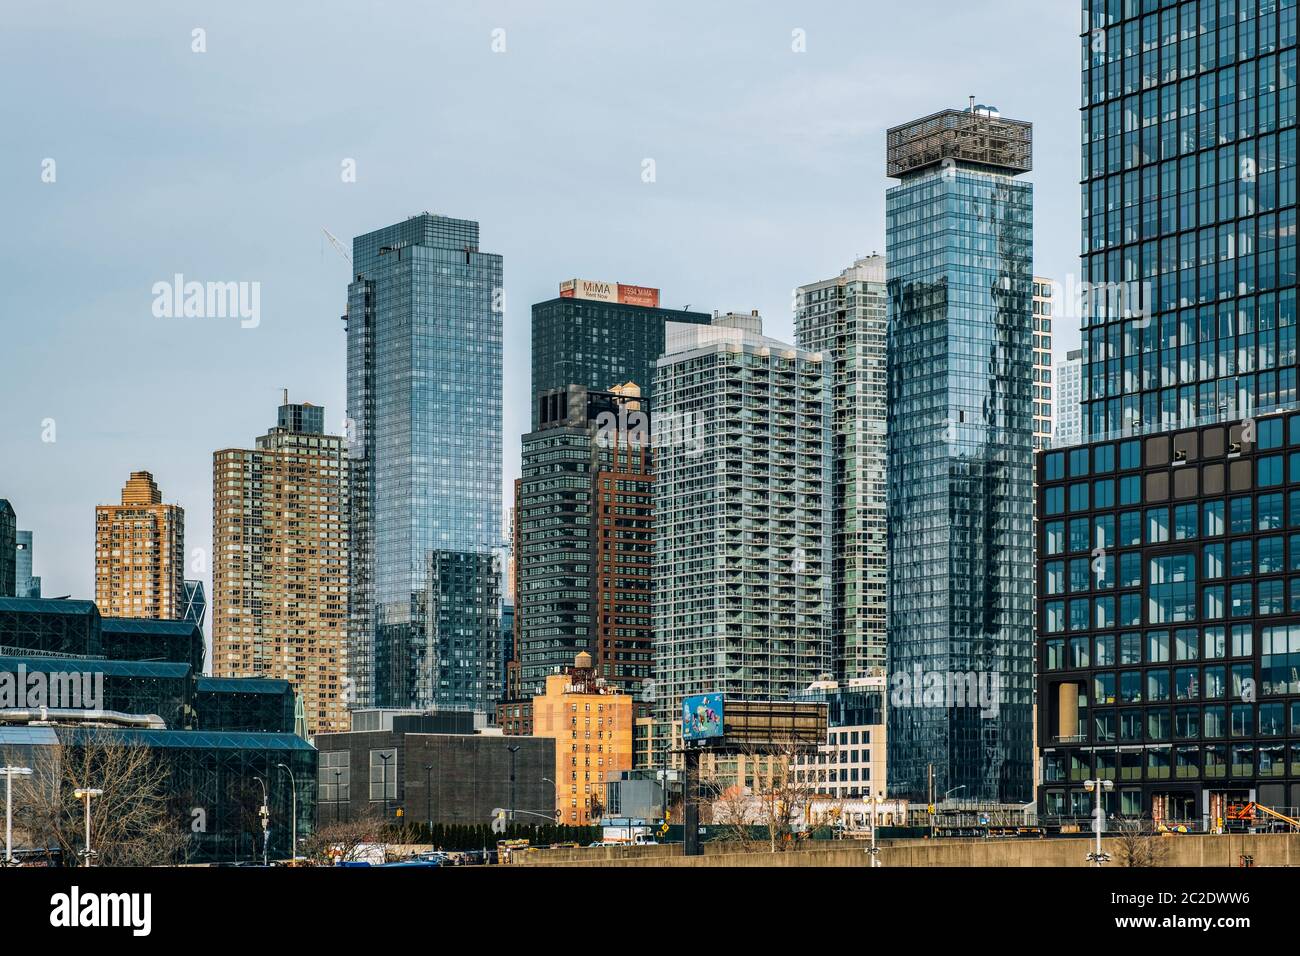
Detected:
[
  {"left": 681, "top": 692, "right": 724, "bottom": 741},
  {"left": 559, "top": 278, "right": 661, "bottom": 308}
]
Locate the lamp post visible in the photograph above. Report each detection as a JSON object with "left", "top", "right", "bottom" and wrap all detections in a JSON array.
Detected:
[
  {"left": 424, "top": 764, "right": 433, "bottom": 834},
  {"left": 276, "top": 763, "right": 299, "bottom": 861},
  {"left": 72, "top": 788, "right": 103, "bottom": 867},
  {"left": 2, "top": 766, "right": 33, "bottom": 864},
  {"left": 1083, "top": 778, "right": 1114, "bottom": 866},
  {"left": 253, "top": 776, "right": 270, "bottom": 866},
  {"left": 378, "top": 751, "right": 393, "bottom": 822},
  {"left": 332, "top": 769, "right": 343, "bottom": 825},
  {"left": 867, "top": 794, "right": 883, "bottom": 867},
  {"left": 507, "top": 745, "right": 520, "bottom": 824}
]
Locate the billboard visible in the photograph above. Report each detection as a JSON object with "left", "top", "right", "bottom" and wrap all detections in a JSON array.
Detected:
[
  {"left": 559, "top": 278, "right": 661, "bottom": 308},
  {"left": 681, "top": 693, "right": 724, "bottom": 741}
]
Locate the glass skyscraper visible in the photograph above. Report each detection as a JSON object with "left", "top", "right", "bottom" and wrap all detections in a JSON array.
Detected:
[
  {"left": 1080, "top": 0, "right": 1298, "bottom": 441},
  {"left": 885, "top": 106, "right": 1037, "bottom": 803},
  {"left": 795, "top": 256, "right": 889, "bottom": 680},
  {"left": 345, "top": 213, "right": 503, "bottom": 713}
]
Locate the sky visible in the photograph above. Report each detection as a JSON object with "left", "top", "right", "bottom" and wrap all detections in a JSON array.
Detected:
[{"left": 0, "top": 0, "right": 1082, "bottom": 619}]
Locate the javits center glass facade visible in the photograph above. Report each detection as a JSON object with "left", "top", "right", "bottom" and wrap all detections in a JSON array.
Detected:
[
  {"left": 885, "top": 108, "right": 1037, "bottom": 803},
  {"left": 1080, "top": 0, "right": 1299, "bottom": 441},
  {"left": 346, "top": 214, "right": 503, "bottom": 713},
  {"left": 0, "top": 597, "right": 311, "bottom": 863},
  {"left": 1037, "top": 416, "right": 1300, "bottom": 828}
]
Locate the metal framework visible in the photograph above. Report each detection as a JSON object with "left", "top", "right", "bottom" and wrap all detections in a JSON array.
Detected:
[{"left": 886, "top": 108, "right": 1033, "bottom": 179}]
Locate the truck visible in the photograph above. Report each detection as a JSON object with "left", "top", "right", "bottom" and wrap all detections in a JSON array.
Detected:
[{"left": 600, "top": 818, "right": 656, "bottom": 845}]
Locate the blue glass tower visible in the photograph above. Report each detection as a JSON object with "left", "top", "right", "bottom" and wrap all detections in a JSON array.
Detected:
[
  {"left": 885, "top": 107, "right": 1037, "bottom": 803},
  {"left": 346, "top": 213, "right": 503, "bottom": 713},
  {"left": 1080, "top": 0, "right": 1299, "bottom": 442}
]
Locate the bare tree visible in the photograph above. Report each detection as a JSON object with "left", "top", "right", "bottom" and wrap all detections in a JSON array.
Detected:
[
  {"left": 711, "top": 784, "right": 764, "bottom": 851},
  {"left": 302, "top": 814, "right": 388, "bottom": 865},
  {"left": 1113, "top": 816, "right": 1172, "bottom": 867},
  {"left": 16, "top": 730, "right": 188, "bottom": 867},
  {"left": 700, "top": 741, "right": 827, "bottom": 853}
]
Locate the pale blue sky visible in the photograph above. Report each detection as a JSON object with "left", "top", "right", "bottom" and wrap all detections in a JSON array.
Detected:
[{"left": 0, "top": 0, "right": 1081, "bottom": 612}]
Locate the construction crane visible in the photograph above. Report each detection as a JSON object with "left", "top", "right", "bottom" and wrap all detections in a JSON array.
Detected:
[{"left": 321, "top": 227, "right": 351, "bottom": 265}]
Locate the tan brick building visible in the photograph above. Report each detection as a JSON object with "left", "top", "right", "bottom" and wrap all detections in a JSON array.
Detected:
[
  {"left": 532, "top": 652, "right": 633, "bottom": 825},
  {"left": 211, "top": 397, "right": 349, "bottom": 735},
  {"left": 94, "top": 471, "right": 185, "bottom": 620}
]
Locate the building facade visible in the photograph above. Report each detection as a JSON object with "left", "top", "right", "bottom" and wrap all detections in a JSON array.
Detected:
[
  {"left": 795, "top": 256, "right": 889, "bottom": 680},
  {"left": 793, "top": 676, "right": 888, "bottom": 801},
  {"left": 16, "top": 530, "right": 40, "bottom": 599},
  {"left": 1033, "top": 277, "right": 1057, "bottom": 448},
  {"left": 530, "top": 281, "right": 710, "bottom": 426},
  {"left": 885, "top": 105, "right": 1037, "bottom": 803},
  {"left": 653, "top": 312, "right": 832, "bottom": 729},
  {"left": 531, "top": 652, "right": 633, "bottom": 825},
  {"left": 212, "top": 397, "right": 349, "bottom": 736},
  {"left": 0, "top": 501, "right": 15, "bottom": 598},
  {"left": 345, "top": 213, "right": 503, "bottom": 713},
  {"left": 1037, "top": 415, "right": 1300, "bottom": 828},
  {"left": 514, "top": 383, "right": 653, "bottom": 705},
  {"left": 1079, "top": 0, "right": 1299, "bottom": 441},
  {"left": 0, "top": 596, "right": 313, "bottom": 863},
  {"left": 94, "top": 472, "right": 185, "bottom": 621},
  {"left": 1055, "top": 347, "right": 1086, "bottom": 447},
  {"left": 314, "top": 710, "right": 553, "bottom": 828}
]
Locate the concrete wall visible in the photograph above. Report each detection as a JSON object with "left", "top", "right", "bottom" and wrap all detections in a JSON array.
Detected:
[{"left": 513, "top": 833, "right": 1300, "bottom": 867}]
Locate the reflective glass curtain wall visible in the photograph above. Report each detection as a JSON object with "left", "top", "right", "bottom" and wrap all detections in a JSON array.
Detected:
[
  {"left": 886, "top": 112, "right": 1037, "bottom": 803},
  {"left": 346, "top": 214, "right": 503, "bottom": 713},
  {"left": 1080, "top": 0, "right": 1300, "bottom": 441}
]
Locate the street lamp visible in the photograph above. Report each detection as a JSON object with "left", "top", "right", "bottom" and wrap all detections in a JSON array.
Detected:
[
  {"left": 867, "top": 794, "right": 884, "bottom": 867},
  {"left": 332, "top": 769, "right": 343, "bottom": 825},
  {"left": 424, "top": 764, "right": 433, "bottom": 834},
  {"left": 1083, "top": 778, "right": 1114, "bottom": 866},
  {"left": 276, "top": 763, "right": 299, "bottom": 861},
  {"left": 507, "top": 745, "right": 520, "bottom": 824},
  {"left": 378, "top": 751, "right": 393, "bottom": 822},
  {"left": 72, "top": 788, "right": 103, "bottom": 867},
  {"left": 2, "top": 766, "right": 33, "bottom": 865},
  {"left": 253, "top": 776, "right": 270, "bottom": 866}
]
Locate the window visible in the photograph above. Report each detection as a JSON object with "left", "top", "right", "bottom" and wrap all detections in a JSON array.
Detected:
[
  {"left": 1045, "top": 452, "right": 1065, "bottom": 481},
  {"left": 1094, "top": 478, "right": 1116, "bottom": 508},
  {"left": 1045, "top": 487, "right": 1065, "bottom": 515},
  {"left": 1259, "top": 493, "right": 1284, "bottom": 530},
  {"left": 1230, "top": 496, "right": 1252, "bottom": 533},
  {"left": 369, "top": 749, "right": 397, "bottom": 801},
  {"left": 1203, "top": 500, "right": 1224, "bottom": 535},
  {"left": 1148, "top": 555, "right": 1196, "bottom": 623},
  {"left": 1146, "top": 508, "right": 1170, "bottom": 543},
  {"left": 1259, "top": 455, "right": 1284, "bottom": 486},
  {"left": 1120, "top": 510, "right": 1142, "bottom": 545}
]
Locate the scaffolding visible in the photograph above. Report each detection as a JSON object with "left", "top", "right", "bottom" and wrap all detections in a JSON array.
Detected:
[{"left": 887, "top": 107, "right": 1033, "bottom": 179}]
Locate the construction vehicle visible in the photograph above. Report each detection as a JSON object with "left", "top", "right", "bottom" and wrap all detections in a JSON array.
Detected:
[{"left": 1226, "top": 802, "right": 1300, "bottom": 833}]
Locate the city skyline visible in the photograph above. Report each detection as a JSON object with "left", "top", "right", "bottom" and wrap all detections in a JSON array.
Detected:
[{"left": 0, "top": 1, "right": 1080, "bottom": 611}]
